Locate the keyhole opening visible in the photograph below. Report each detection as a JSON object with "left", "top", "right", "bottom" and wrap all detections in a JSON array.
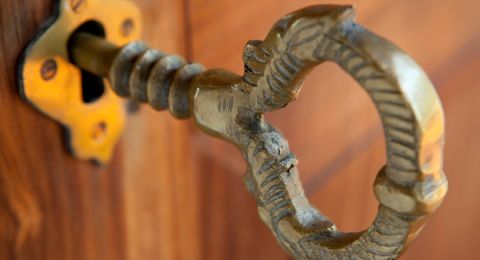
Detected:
[{"left": 68, "top": 20, "right": 106, "bottom": 103}]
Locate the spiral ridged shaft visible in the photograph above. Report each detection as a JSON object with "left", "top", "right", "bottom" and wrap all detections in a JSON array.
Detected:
[{"left": 70, "top": 32, "right": 205, "bottom": 119}]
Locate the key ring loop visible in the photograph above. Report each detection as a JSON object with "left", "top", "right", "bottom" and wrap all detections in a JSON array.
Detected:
[{"left": 192, "top": 5, "right": 447, "bottom": 259}]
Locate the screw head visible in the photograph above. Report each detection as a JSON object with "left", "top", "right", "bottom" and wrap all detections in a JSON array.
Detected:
[
  {"left": 91, "top": 121, "right": 107, "bottom": 142},
  {"left": 40, "top": 59, "right": 57, "bottom": 81},
  {"left": 121, "top": 18, "right": 134, "bottom": 37},
  {"left": 71, "top": 0, "right": 85, "bottom": 13}
]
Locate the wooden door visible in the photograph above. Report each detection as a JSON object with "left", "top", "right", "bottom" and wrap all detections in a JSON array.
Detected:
[
  {"left": 0, "top": 0, "right": 479, "bottom": 259},
  {"left": 0, "top": 0, "right": 200, "bottom": 259}
]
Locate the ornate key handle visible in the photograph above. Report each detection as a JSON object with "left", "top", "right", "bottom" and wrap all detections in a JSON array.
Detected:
[
  {"left": 189, "top": 6, "right": 447, "bottom": 258},
  {"left": 23, "top": 3, "right": 447, "bottom": 259}
]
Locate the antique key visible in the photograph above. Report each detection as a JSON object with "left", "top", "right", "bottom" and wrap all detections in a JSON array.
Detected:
[{"left": 19, "top": 1, "right": 447, "bottom": 258}]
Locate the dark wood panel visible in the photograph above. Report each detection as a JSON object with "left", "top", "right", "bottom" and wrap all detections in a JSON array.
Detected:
[
  {"left": 0, "top": 1, "right": 127, "bottom": 259},
  {"left": 0, "top": 0, "right": 201, "bottom": 259}
]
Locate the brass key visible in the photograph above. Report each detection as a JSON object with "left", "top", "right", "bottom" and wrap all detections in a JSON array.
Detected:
[{"left": 19, "top": 3, "right": 447, "bottom": 259}]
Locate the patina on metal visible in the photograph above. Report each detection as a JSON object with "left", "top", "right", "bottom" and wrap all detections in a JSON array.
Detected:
[
  {"left": 17, "top": 0, "right": 142, "bottom": 163},
  {"left": 66, "top": 5, "right": 447, "bottom": 259}
]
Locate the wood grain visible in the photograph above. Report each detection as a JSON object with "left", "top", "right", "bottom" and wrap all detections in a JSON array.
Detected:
[
  {"left": 121, "top": 1, "right": 202, "bottom": 259},
  {"left": 0, "top": 0, "right": 201, "bottom": 259},
  {"left": 0, "top": 1, "right": 127, "bottom": 259}
]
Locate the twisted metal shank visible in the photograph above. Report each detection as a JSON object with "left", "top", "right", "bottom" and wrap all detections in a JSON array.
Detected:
[
  {"left": 70, "top": 33, "right": 205, "bottom": 119},
  {"left": 109, "top": 42, "right": 205, "bottom": 118}
]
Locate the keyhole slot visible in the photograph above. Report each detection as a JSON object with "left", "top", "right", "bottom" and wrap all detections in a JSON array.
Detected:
[{"left": 68, "top": 20, "right": 106, "bottom": 103}]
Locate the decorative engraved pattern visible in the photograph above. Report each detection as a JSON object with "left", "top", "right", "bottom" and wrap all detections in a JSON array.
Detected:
[{"left": 191, "top": 5, "right": 447, "bottom": 259}]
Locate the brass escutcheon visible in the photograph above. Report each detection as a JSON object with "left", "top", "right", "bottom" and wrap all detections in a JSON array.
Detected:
[{"left": 18, "top": 0, "right": 142, "bottom": 163}]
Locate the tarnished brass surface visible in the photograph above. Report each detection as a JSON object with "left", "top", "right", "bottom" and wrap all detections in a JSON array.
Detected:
[
  {"left": 194, "top": 6, "right": 447, "bottom": 258},
  {"left": 18, "top": 0, "right": 142, "bottom": 163},
  {"left": 56, "top": 4, "right": 447, "bottom": 259}
]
